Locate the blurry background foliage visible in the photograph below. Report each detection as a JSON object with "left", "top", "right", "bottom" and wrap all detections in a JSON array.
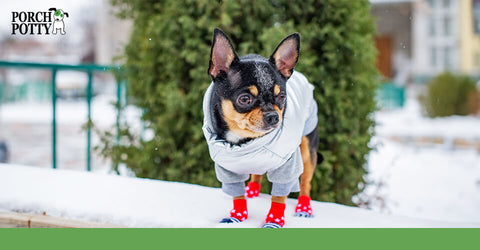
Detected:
[
  {"left": 421, "top": 72, "right": 479, "bottom": 118},
  {"left": 100, "top": 0, "right": 378, "bottom": 205}
]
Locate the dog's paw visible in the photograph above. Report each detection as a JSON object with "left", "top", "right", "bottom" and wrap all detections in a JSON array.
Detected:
[
  {"left": 295, "top": 195, "right": 313, "bottom": 218},
  {"left": 220, "top": 217, "right": 242, "bottom": 223},
  {"left": 262, "top": 222, "right": 283, "bottom": 228},
  {"left": 245, "top": 182, "right": 260, "bottom": 198},
  {"left": 294, "top": 211, "right": 314, "bottom": 218},
  {"left": 265, "top": 202, "right": 285, "bottom": 227},
  {"left": 221, "top": 199, "right": 248, "bottom": 224}
]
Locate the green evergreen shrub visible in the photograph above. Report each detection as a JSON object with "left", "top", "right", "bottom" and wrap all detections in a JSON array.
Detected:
[
  {"left": 100, "top": 0, "right": 378, "bottom": 205},
  {"left": 422, "top": 72, "right": 478, "bottom": 118}
]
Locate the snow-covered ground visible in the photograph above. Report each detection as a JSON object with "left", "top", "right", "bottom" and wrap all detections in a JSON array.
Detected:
[
  {"left": 1, "top": 164, "right": 478, "bottom": 228},
  {"left": 358, "top": 90, "right": 480, "bottom": 224},
  {"left": 1, "top": 91, "right": 480, "bottom": 226},
  {"left": 360, "top": 138, "right": 480, "bottom": 223}
]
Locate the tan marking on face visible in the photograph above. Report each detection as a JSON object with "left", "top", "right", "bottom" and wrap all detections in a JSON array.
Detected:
[
  {"left": 221, "top": 99, "right": 267, "bottom": 139},
  {"left": 273, "top": 104, "right": 284, "bottom": 124},
  {"left": 274, "top": 85, "right": 281, "bottom": 96},
  {"left": 249, "top": 86, "right": 258, "bottom": 96}
]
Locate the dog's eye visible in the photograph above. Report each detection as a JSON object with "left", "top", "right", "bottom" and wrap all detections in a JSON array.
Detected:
[
  {"left": 277, "top": 92, "right": 286, "bottom": 103},
  {"left": 237, "top": 94, "right": 253, "bottom": 107}
]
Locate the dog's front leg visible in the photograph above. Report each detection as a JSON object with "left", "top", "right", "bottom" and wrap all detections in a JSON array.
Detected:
[{"left": 263, "top": 196, "right": 287, "bottom": 228}]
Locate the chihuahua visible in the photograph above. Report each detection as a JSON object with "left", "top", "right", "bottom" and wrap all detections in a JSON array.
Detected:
[{"left": 203, "top": 28, "right": 321, "bottom": 228}]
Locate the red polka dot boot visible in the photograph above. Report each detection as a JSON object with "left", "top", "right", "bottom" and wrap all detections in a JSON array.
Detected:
[
  {"left": 294, "top": 195, "right": 313, "bottom": 217},
  {"left": 245, "top": 181, "right": 260, "bottom": 198},
  {"left": 220, "top": 199, "right": 248, "bottom": 223},
  {"left": 262, "top": 202, "right": 286, "bottom": 228}
]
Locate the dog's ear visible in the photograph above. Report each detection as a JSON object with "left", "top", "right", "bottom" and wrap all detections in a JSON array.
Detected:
[
  {"left": 49, "top": 7, "right": 57, "bottom": 11},
  {"left": 208, "top": 28, "right": 239, "bottom": 79},
  {"left": 269, "top": 33, "right": 300, "bottom": 79},
  {"left": 64, "top": 12, "right": 69, "bottom": 18}
]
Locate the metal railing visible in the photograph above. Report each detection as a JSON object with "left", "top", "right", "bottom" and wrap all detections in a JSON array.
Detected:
[{"left": 0, "top": 60, "right": 126, "bottom": 171}]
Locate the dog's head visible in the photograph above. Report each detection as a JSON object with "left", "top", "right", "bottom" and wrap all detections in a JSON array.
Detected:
[
  {"left": 208, "top": 28, "right": 300, "bottom": 143},
  {"left": 49, "top": 8, "right": 69, "bottom": 21}
]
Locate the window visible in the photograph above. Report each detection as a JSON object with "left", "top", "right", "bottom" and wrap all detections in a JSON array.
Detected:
[
  {"left": 430, "top": 47, "right": 437, "bottom": 67},
  {"left": 427, "top": 0, "right": 435, "bottom": 8},
  {"left": 429, "top": 18, "right": 436, "bottom": 36},
  {"left": 444, "top": 47, "right": 451, "bottom": 69},
  {"left": 442, "top": 0, "right": 451, "bottom": 8},
  {"left": 474, "top": 0, "right": 480, "bottom": 34},
  {"left": 443, "top": 17, "right": 451, "bottom": 36}
]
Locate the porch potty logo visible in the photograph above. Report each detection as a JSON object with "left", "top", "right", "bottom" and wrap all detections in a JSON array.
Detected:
[{"left": 11, "top": 8, "right": 69, "bottom": 35}]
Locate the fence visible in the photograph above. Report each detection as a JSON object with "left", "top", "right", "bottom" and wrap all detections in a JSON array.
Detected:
[{"left": 0, "top": 60, "right": 126, "bottom": 171}]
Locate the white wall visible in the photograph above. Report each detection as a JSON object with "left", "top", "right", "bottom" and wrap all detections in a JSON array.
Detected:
[{"left": 94, "top": 0, "right": 133, "bottom": 65}]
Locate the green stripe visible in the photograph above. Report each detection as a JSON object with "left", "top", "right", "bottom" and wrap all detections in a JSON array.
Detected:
[{"left": 1, "top": 228, "right": 479, "bottom": 250}]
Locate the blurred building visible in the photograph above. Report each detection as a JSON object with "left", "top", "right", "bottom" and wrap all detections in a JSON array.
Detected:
[
  {"left": 371, "top": 0, "right": 480, "bottom": 84},
  {"left": 460, "top": 0, "right": 480, "bottom": 74}
]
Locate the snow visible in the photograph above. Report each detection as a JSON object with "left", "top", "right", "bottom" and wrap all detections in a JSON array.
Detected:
[
  {"left": 1, "top": 164, "right": 477, "bottom": 228},
  {"left": 361, "top": 138, "right": 480, "bottom": 223},
  {"left": 358, "top": 89, "right": 480, "bottom": 224}
]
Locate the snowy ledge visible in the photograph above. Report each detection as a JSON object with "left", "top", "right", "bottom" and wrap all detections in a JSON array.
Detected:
[
  {"left": 0, "top": 164, "right": 478, "bottom": 228},
  {"left": 0, "top": 211, "right": 123, "bottom": 228}
]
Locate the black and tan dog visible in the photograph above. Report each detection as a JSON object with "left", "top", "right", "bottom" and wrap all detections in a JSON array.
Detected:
[{"left": 203, "top": 28, "right": 321, "bottom": 228}]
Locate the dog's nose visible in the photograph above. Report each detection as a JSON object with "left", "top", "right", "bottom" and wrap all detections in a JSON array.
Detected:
[{"left": 264, "top": 112, "right": 279, "bottom": 126}]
